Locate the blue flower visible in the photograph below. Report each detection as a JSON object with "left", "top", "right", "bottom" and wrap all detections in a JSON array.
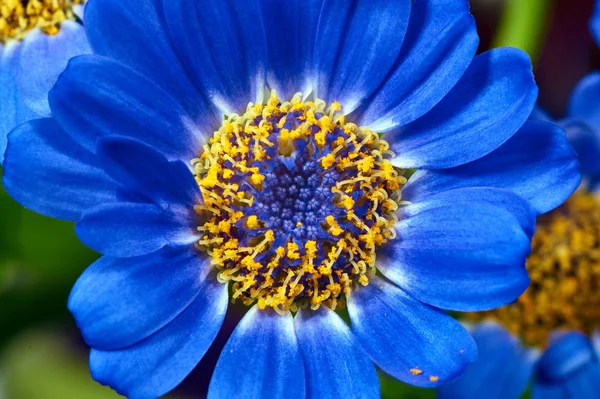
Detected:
[
  {"left": 2, "top": 0, "right": 580, "bottom": 398},
  {"left": 0, "top": 0, "right": 90, "bottom": 164}
]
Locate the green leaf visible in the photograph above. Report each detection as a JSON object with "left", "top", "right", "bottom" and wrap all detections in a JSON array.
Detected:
[{"left": 493, "top": 0, "right": 553, "bottom": 63}]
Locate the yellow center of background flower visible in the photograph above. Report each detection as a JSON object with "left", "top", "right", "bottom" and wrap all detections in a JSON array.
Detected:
[
  {"left": 468, "top": 191, "right": 600, "bottom": 347},
  {"left": 192, "top": 92, "right": 405, "bottom": 314},
  {"left": 0, "top": 0, "right": 84, "bottom": 43}
]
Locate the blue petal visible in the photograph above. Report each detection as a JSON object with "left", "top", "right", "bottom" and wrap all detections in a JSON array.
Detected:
[
  {"left": 534, "top": 363, "right": 600, "bottom": 399},
  {"left": 536, "top": 332, "right": 596, "bottom": 384},
  {"left": 438, "top": 322, "right": 538, "bottom": 399},
  {"left": 403, "top": 121, "right": 581, "bottom": 214},
  {"left": 69, "top": 247, "right": 210, "bottom": 350},
  {"left": 84, "top": 0, "right": 220, "bottom": 127},
  {"left": 400, "top": 187, "right": 537, "bottom": 238},
  {"left": 354, "top": 0, "right": 479, "bottom": 131},
  {"left": 558, "top": 118, "right": 600, "bottom": 182},
  {"left": 49, "top": 55, "right": 206, "bottom": 161},
  {"left": 294, "top": 307, "right": 379, "bottom": 399},
  {"left": 208, "top": 307, "right": 305, "bottom": 399},
  {"left": 2, "top": 118, "right": 118, "bottom": 221},
  {"left": 379, "top": 198, "right": 530, "bottom": 311},
  {"left": 313, "top": 0, "right": 410, "bottom": 113},
  {"left": 96, "top": 136, "right": 201, "bottom": 208},
  {"left": 591, "top": 0, "right": 600, "bottom": 48},
  {"left": 387, "top": 48, "right": 537, "bottom": 169},
  {"left": 347, "top": 275, "right": 477, "bottom": 387},
  {"left": 567, "top": 72, "right": 600, "bottom": 131},
  {"left": 90, "top": 278, "right": 228, "bottom": 399},
  {"left": 163, "top": 0, "right": 266, "bottom": 114},
  {"left": 593, "top": 331, "right": 600, "bottom": 356},
  {"left": 0, "top": 41, "right": 38, "bottom": 164},
  {"left": 16, "top": 22, "right": 90, "bottom": 117},
  {"left": 75, "top": 202, "right": 197, "bottom": 258},
  {"left": 260, "top": 0, "right": 323, "bottom": 100}
]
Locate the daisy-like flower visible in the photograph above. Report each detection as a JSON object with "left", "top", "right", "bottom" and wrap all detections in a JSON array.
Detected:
[
  {"left": 438, "top": 65, "right": 600, "bottom": 399},
  {"left": 2, "top": 0, "right": 581, "bottom": 398},
  {"left": 0, "top": 0, "right": 90, "bottom": 163}
]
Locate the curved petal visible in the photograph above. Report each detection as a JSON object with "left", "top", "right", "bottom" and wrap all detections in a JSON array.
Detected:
[
  {"left": 591, "top": 0, "right": 600, "bottom": 48},
  {"left": 313, "top": 0, "right": 410, "bottom": 113},
  {"left": 379, "top": 200, "right": 530, "bottom": 311},
  {"left": 96, "top": 136, "right": 201, "bottom": 208},
  {"left": 2, "top": 118, "right": 118, "bottom": 221},
  {"left": 355, "top": 0, "right": 479, "bottom": 131},
  {"left": 438, "top": 322, "right": 538, "bottom": 399},
  {"left": 295, "top": 307, "right": 379, "bottom": 399},
  {"left": 400, "top": 187, "right": 537, "bottom": 238},
  {"left": 536, "top": 332, "right": 596, "bottom": 384},
  {"left": 593, "top": 331, "right": 600, "bottom": 357},
  {"left": 208, "top": 307, "right": 305, "bottom": 399},
  {"left": 84, "top": 0, "right": 220, "bottom": 128},
  {"left": 69, "top": 247, "right": 210, "bottom": 350},
  {"left": 16, "top": 22, "right": 91, "bottom": 117},
  {"left": 0, "top": 41, "right": 38, "bottom": 164},
  {"left": 559, "top": 118, "right": 600, "bottom": 181},
  {"left": 568, "top": 71, "right": 600, "bottom": 132},
  {"left": 403, "top": 121, "right": 581, "bottom": 215},
  {"left": 90, "top": 278, "right": 228, "bottom": 399},
  {"left": 347, "top": 276, "right": 477, "bottom": 388},
  {"left": 163, "top": 0, "right": 267, "bottom": 114},
  {"left": 260, "top": 0, "right": 323, "bottom": 100},
  {"left": 387, "top": 47, "right": 537, "bottom": 169},
  {"left": 533, "top": 363, "right": 600, "bottom": 399},
  {"left": 49, "top": 55, "right": 206, "bottom": 160},
  {"left": 75, "top": 202, "right": 197, "bottom": 258}
]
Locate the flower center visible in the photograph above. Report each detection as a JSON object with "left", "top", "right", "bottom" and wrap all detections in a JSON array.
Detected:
[
  {"left": 468, "top": 191, "right": 600, "bottom": 347},
  {"left": 192, "top": 91, "right": 405, "bottom": 313},
  {"left": 0, "top": 0, "right": 84, "bottom": 43}
]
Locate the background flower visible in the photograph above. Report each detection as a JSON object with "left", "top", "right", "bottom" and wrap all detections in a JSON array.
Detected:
[{"left": 0, "top": 0, "right": 90, "bottom": 163}]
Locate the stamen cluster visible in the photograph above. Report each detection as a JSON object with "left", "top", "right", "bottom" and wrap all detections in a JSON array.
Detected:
[
  {"left": 0, "top": 0, "right": 84, "bottom": 42},
  {"left": 192, "top": 92, "right": 405, "bottom": 313},
  {"left": 468, "top": 191, "right": 600, "bottom": 347}
]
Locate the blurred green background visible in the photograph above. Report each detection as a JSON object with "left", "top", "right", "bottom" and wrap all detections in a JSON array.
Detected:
[{"left": 0, "top": 0, "right": 598, "bottom": 398}]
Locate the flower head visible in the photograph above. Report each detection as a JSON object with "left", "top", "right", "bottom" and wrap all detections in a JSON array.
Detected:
[
  {"left": 195, "top": 91, "right": 404, "bottom": 312},
  {"left": 0, "top": 0, "right": 90, "bottom": 163},
  {"left": 2, "top": 0, "right": 581, "bottom": 398}
]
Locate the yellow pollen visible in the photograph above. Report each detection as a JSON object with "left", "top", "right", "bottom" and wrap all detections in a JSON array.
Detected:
[
  {"left": 468, "top": 191, "right": 600, "bottom": 347},
  {"left": 246, "top": 215, "right": 260, "bottom": 229},
  {"left": 0, "top": 0, "right": 85, "bottom": 42},
  {"left": 192, "top": 90, "right": 406, "bottom": 313}
]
